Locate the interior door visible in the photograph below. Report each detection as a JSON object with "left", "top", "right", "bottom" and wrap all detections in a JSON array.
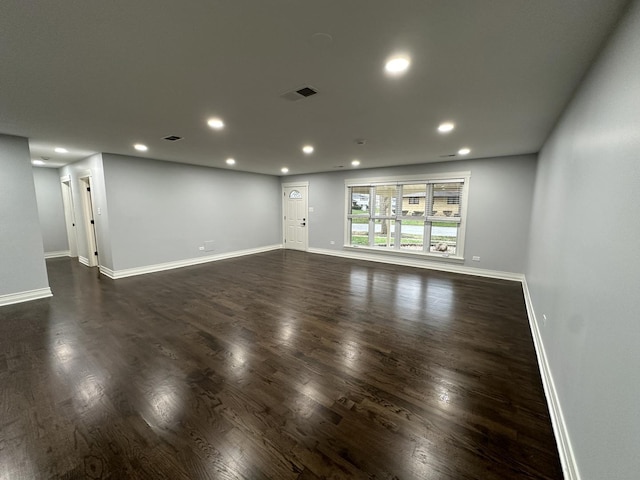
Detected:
[
  {"left": 60, "top": 179, "right": 78, "bottom": 257},
  {"left": 79, "top": 176, "right": 99, "bottom": 267},
  {"left": 283, "top": 185, "right": 308, "bottom": 251}
]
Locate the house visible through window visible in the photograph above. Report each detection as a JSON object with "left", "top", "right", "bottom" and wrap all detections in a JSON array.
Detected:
[{"left": 345, "top": 173, "right": 470, "bottom": 259}]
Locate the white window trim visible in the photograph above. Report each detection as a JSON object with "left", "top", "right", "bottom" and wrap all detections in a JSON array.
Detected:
[
  {"left": 344, "top": 171, "right": 470, "bottom": 261},
  {"left": 344, "top": 171, "right": 470, "bottom": 186}
]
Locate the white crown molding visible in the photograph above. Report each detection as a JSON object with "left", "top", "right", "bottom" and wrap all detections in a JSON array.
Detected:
[
  {"left": 0, "top": 287, "right": 52, "bottom": 307},
  {"left": 307, "top": 247, "right": 524, "bottom": 282},
  {"left": 100, "top": 244, "right": 283, "bottom": 279},
  {"left": 522, "top": 277, "right": 580, "bottom": 480},
  {"left": 44, "top": 250, "right": 71, "bottom": 259}
]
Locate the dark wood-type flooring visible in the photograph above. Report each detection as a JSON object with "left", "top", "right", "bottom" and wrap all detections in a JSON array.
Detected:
[{"left": 0, "top": 250, "right": 562, "bottom": 479}]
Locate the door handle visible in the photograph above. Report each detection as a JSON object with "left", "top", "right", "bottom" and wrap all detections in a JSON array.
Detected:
[{"left": 300, "top": 222, "right": 306, "bottom": 226}]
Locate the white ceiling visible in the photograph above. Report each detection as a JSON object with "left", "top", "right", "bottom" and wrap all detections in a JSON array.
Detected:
[{"left": 0, "top": 1, "right": 629, "bottom": 175}]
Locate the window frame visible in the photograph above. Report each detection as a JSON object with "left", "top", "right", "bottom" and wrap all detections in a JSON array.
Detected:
[{"left": 344, "top": 172, "right": 470, "bottom": 261}]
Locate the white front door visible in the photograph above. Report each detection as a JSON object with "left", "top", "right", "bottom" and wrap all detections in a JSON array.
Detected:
[{"left": 283, "top": 184, "right": 308, "bottom": 250}]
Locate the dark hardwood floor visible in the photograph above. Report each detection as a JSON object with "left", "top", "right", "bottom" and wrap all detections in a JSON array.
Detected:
[{"left": 0, "top": 250, "right": 563, "bottom": 479}]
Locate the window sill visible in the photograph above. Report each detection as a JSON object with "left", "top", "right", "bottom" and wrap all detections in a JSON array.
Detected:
[{"left": 343, "top": 245, "right": 464, "bottom": 264}]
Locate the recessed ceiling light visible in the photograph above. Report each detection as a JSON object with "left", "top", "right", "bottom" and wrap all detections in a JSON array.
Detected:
[
  {"left": 438, "top": 122, "right": 455, "bottom": 133},
  {"left": 458, "top": 148, "right": 471, "bottom": 155},
  {"left": 226, "top": 158, "right": 236, "bottom": 165},
  {"left": 351, "top": 159, "right": 361, "bottom": 166},
  {"left": 134, "top": 144, "right": 148, "bottom": 152},
  {"left": 32, "top": 160, "right": 45, "bottom": 166},
  {"left": 281, "top": 167, "right": 289, "bottom": 174},
  {"left": 385, "top": 56, "right": 411, "bottom": 75},
  {"left": 207, "top": 118, "right": 224, "bottom": 130},
  {"left": 54, "top": 147, "right": 68, "bottom": 153},
  {"left": 302, "top": 145, "right": 314, "bottom": 154}
]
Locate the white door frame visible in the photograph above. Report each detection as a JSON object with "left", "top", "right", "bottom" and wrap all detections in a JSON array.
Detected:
[
  {"left": 60, "top": 175, "right": 78, "bottom": 257},
  {"left": 78, "top": 174, "right": 99, "bottom": 267},
  {"left": 282, "top": 182, "right": 309, "bottom": 251}
]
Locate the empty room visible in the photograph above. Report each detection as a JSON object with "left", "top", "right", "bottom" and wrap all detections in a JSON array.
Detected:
[{"left": 1, "top": 1, "right": 639, "bottom": 479}]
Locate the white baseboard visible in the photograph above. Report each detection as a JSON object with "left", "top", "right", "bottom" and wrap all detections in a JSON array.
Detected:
[
  {"left": 100, "top": 244, "right": 284, "bottom": 279},
  {"left": 98, "top": 266, "right": 116, "bottom": 278},
  {"left": 307, "top": 247, "right": 524, "bottom": 282},
  {"left": 522, "top": 277, "right": 579, "bottom": 480},
  {"left": 44, "top": 250, "right": 71, "bottom": 259},
  {"left": 79, "top": 256, "right": 90, "bottom": 266},
  {"left": 0, "top": 287, "right": 52, "bottom": 307}
]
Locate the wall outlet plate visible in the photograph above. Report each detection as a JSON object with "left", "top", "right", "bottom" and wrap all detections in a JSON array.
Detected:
[{"left": 472, "top": 256, "right": 480, "bottom": 261}]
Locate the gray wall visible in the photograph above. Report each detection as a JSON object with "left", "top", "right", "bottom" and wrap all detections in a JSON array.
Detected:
[
  {"left": 32, "top": 167, "right": 68, "bottom": 254},
  {"left": 60, "top": 154, "right": 113, "bottom": 269},
  {"left": 287, "top": 154, "right": 537, "bottom": 274},
  {"left": 526, "top": 1, "right": 640, "bottom": 478},
  {"left": 0, "top": 134, "right": 50, "bottom": 296},
  {"left": 102, "top": 154, "right": 282, "bottom": 271}
]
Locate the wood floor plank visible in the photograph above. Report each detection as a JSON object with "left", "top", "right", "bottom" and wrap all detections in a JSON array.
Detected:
[{"left": 0, "top": 250, "right": 562, "bottom": 479}]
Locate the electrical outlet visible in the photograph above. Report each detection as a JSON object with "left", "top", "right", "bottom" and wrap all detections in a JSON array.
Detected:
[
  {"left": 330, "top": 240, "right": 335, "bottom": 245},
  {"left": 542, "top": 314, "right": 547, "bottom": 325},
  {"left": 472, "top": 256, "right": 480, "bottom": 261},
  {"left": 198, "top": 246, "right": 205, "bottom": 251}
]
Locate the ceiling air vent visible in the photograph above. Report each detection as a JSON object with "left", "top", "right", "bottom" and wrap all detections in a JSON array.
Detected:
[
  {"left": 296, "top": 86, "right": 317, "bottom": 97},
  {"left": 280, "top": 85, "right": 318, "bottom": 101},
  {"left": 163, "top": 135, "right": 183, "bottom": 142}
]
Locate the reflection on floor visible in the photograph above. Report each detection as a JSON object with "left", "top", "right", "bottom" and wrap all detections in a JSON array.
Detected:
[{"left": 0, "top": 250, "right": 562, "bottom": 479}]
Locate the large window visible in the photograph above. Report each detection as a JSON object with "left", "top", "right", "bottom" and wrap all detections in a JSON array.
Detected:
[{"left": 345, "top": 173, "right": 470, "bottom": 259}]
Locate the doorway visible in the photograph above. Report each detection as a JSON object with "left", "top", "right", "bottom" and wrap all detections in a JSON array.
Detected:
[
  {"left": 282, "top": 183, "right": 308, "bottom": 251},
  {"left": 78, "top": 175, "right": 99, "bottom": 267},
  {"left": 60, "top": 176, "right": 78, "bottom": 257}
]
